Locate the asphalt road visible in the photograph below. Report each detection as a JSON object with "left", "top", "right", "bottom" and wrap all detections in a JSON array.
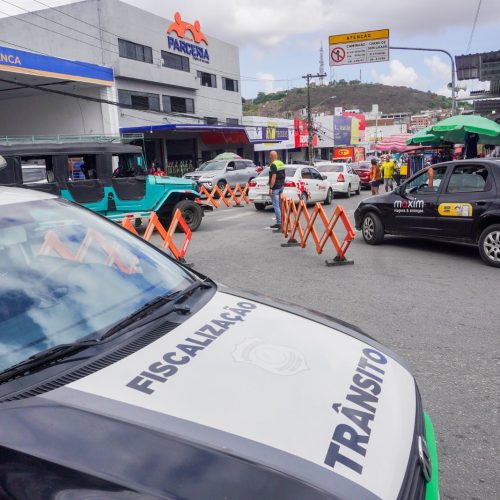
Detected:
[{"left": 152, "top": 190, "right": 499, "bottom": 500}]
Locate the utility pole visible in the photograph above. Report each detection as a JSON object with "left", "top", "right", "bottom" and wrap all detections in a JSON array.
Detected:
[{"left": 302, "top": 73, "right": 327, "bottom": 165}]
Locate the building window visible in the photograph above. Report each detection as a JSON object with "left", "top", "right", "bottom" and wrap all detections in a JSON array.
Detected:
[
  {"left": 163, "top": 95, "right": 195, "bottom": 114},
  {"left": 197, "top": 71, "right": 217, "bottom": 88},
  {"left": 118, "top": 39, "right": 153, "bottom": 64},
  {"left": 161, "top": 51, "right": 190, "bottom": 72},
  {"left": 204, "top": 117, "right": 218, "bottom": 125},
  {"left": 222, "top": 77, "right": 239, "bottom": 92},
  {"left": 226, "top": 118, "right": 239, "bottom": 125},
  {"left": 118, "top": 89, "right": 160, "bottom": 111}
]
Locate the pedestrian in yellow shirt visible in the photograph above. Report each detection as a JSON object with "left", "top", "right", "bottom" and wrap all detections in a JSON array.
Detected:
[{"left": 380, "top": 155, "right": 396, "bottom": 192}]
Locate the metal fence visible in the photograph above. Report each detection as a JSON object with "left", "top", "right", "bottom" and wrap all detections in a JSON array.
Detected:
[{"left": 165, "top": 163, "right": 196, "bottom": 177}]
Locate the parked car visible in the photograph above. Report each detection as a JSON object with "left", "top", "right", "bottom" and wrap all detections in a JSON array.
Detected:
[
  {"left": 184, "top": 159, "right": 258, "bottom": 191},
  {"left": 248, "top": 164, "right": 333, "bottom": 210},
  {"left": 354, "top": 159, "right": 500, "bottom": 267},
  {"left": 0, "top": 142, "right": 206, "bottom": 231},
  {"left": 0, "top": 186, "right": 439, "bottom": 500},
  {"left": 351, "top": 160, "right": 373, "bottom": 189},
  {"left": 315, "top": 162, "right": 361, "bottom": 198}
]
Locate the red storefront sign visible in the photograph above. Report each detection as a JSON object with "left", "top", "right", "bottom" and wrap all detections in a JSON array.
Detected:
[{"left": 294, "top": 119, "right": 318, "bottom": 148}]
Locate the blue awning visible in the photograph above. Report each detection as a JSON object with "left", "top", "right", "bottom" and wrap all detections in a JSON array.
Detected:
[{"left": 0, "top": 45, "right": 114, "bottom": 86}]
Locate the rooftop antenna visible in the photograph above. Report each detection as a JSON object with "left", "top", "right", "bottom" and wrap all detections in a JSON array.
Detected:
[{"left": 319, "top": 41, "right": 325, "bottom": 86}]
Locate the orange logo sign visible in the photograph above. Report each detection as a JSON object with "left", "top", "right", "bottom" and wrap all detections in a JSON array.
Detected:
[{"left": 167, "top": 12, "right": 208, "bottom": 45}]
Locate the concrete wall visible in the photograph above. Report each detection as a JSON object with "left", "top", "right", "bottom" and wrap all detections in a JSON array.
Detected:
[{"left": 0, "top": 86, "right": 117, "bottom": 136}]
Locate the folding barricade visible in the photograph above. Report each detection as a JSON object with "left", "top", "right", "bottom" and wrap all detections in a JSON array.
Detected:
[
  {"left": 198, "top": 183, "right": 250, "bottom": 209},
  {"left": 279, "top": 196, "right": 356, "bottom": 266}
]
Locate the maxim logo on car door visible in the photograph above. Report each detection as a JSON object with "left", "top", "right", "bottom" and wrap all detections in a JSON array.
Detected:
[{"left": 394, "top": 199, "right": 424, "bottom": 214}]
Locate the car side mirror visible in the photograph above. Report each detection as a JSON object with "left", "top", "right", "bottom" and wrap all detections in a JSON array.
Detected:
[
  {"left": 226, "top": 165, "right": 235, "bottom": 171},
  {"left": 321, "top": 175, "right": 327, "bottom": 180}
]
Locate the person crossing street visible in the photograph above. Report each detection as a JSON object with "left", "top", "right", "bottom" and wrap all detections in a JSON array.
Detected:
[
  {"left": 268, "top": 150, "right": 286, "bottom": 229},
  {"left": 380, "top": 155, "right": 396, "bottom": 192}
]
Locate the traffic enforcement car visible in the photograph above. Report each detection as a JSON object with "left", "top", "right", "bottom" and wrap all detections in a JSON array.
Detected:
[
  {"left": 354, "top": 159, "right": 500, "bottom": 267},
  {"left": 248, "top": 164, "right": 333, "bottom": 210},
  {"left": 0, "top": 186, "right": 439, "bottom": 499}
]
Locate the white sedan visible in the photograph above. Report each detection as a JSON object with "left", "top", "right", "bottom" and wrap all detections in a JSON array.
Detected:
[
  {"left": 315, "top": 162, "right": 361, "bottom": 198},
  {"left": 248, "top": 164, "right": 333, "bottom": 210}
]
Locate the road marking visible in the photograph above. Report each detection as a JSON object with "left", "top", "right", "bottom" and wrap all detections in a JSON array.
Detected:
[{"left": 215, "top": 211, "right": 254, "bottom": 222}]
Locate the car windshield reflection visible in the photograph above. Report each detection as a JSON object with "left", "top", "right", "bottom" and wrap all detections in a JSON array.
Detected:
[{"left": 0, "top": 199, "right": 195, "bottom": 371}]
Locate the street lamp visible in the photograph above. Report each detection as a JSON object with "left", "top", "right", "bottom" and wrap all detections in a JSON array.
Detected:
[
  {"left": 310, "top": 96, "right": 336, "bottom": 162},
  {"left": 312, "top": 95, "right": 336, "bottom": 112}
]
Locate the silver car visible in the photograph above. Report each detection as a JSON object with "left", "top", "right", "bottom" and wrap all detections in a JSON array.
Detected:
[{"left": 184, "top": 159, "right": 258, "bottom": 191}]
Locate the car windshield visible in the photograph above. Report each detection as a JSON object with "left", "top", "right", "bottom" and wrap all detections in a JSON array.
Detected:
[
  {"left": 258, "top": 167, "right": 297, "bottom": 177},
  {"left": 0, "top": 198, "right": 195, "bottom": 372},
  {"left": 316, "top": 164, "right": 344, "bottom": 172},
  {"left": 202, "top": 161, "right": 226, "bottom": 171}
]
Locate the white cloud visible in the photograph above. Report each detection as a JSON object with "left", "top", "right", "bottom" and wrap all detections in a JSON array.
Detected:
[
  {"left": 372, "top": 60, "right": 419, "bottom": 87},
  {"left": 424, "top": 56, "right": 451, "bottom": 81},
  {"left": 255, "top": 72, "right": 282, "bottom": 94},
  {"left": 121, "top": 0, "right": 500, "bottom": 48}
]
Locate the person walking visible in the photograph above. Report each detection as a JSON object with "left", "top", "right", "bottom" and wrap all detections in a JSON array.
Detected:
[
  {"left": 268, "top": 150, "right": 286, "bottom": 229},
  {"left": 369, "top": 158, "right": 382, "bottom": 195},
  {"left": 380, "top": 155, "right": 396, "bottom": 192}
]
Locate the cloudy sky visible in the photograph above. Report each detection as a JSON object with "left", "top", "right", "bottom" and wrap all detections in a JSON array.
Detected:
[{"left": 2, "top": 0, "right": 500, "bottom": 98}]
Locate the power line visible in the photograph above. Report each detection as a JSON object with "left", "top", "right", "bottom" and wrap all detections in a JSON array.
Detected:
[
  {"left": 0, "top": 6, "right": 121, "bottom": 58},
  {"left": 1, "top": 2, "right": 301, "bottom": 84},
  {"left": 466, "top": 0, "right": 482, "bottom": 52},
  {"left": 0, "top": 0, "right": 118, "bottom": 50},
  {"left": 31, "top": 0, "right": 125, "bottom": 42}
]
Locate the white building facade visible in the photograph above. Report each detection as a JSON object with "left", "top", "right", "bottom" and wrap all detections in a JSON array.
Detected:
[{"left": 0, "top": 0, "right": 247, "bottom": 168}]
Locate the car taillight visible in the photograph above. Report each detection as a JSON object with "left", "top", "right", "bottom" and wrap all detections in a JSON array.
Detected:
[
  {"left": 256, "top": 167, "right": 263, "bottom": 173},
  {"left": 337, "top": 173, "right": 345, "bottom": 182},
  {"left": 248, "top": 181, "right": 257, "bottom": 187},
  {"left": 284, "top": 181, "right": 296, "bottom": 187}
]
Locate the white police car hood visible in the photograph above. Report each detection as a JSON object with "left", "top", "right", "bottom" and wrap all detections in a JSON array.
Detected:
[{"left": 59, "top": 291, "right": 416, "bottom": 499}]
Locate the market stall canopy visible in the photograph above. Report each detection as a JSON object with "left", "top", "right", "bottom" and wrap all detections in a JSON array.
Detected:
[
  {"left": 406, "top": 126, "right": 444, "bottom": 145},
  {"left": 213, "top": 152, "right": 242, "bottom": 160},
  {"left": 407, "top": 115, "right": 500, "bottom": 146},
  {"left": 375, "top": 133, "right": 413, "bottom": 152}
]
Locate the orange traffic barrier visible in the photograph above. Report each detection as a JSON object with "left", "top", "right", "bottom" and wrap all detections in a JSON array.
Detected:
[
  {"left": 131, "top": 211, "right": 192, "bottom": 264},
  {"left": 121, "top": 216, "right": 139, "bottom": 236},
  {"left": 199, "top": 182, "right": 250, "bottom": 208},
  {"left": 279, "top": 196, "right": 356, "bottom": 266}
]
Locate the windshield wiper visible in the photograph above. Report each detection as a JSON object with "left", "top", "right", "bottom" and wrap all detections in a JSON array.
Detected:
[
  {"left": 0, "top": 339, "right": 99, "bottom": 384},
  {"left": 0, "top": 279, "right": 213, "bottom": 385},
  {"left": 99, "top": 278, "right": 213, "bottom": 341}
]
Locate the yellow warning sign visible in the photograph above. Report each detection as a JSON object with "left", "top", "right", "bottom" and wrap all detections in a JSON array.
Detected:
[
  {"left": 329, "top": 29, "right": 389, "bottom": 45},
  {"left": 438, "top": 203, "right": 473, "bottom": 217}
]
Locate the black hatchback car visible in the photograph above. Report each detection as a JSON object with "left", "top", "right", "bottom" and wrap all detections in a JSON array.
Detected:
[{"left": 354, "top": 159, "right": 500, "bottom": 267}]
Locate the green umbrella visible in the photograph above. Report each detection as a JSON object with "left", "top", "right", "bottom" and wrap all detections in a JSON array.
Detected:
[
  {"left": 407, "top": 114, "right": 500, "bottom": 146},
  {"left": 213, "top": 152, "right": 242, "bottom": 160},
  {"left": 431, "top": 114, "right": 500, "bottom": 144},
  {"left": 406, "top": 126, "right": 443, "bottom": 145}
]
